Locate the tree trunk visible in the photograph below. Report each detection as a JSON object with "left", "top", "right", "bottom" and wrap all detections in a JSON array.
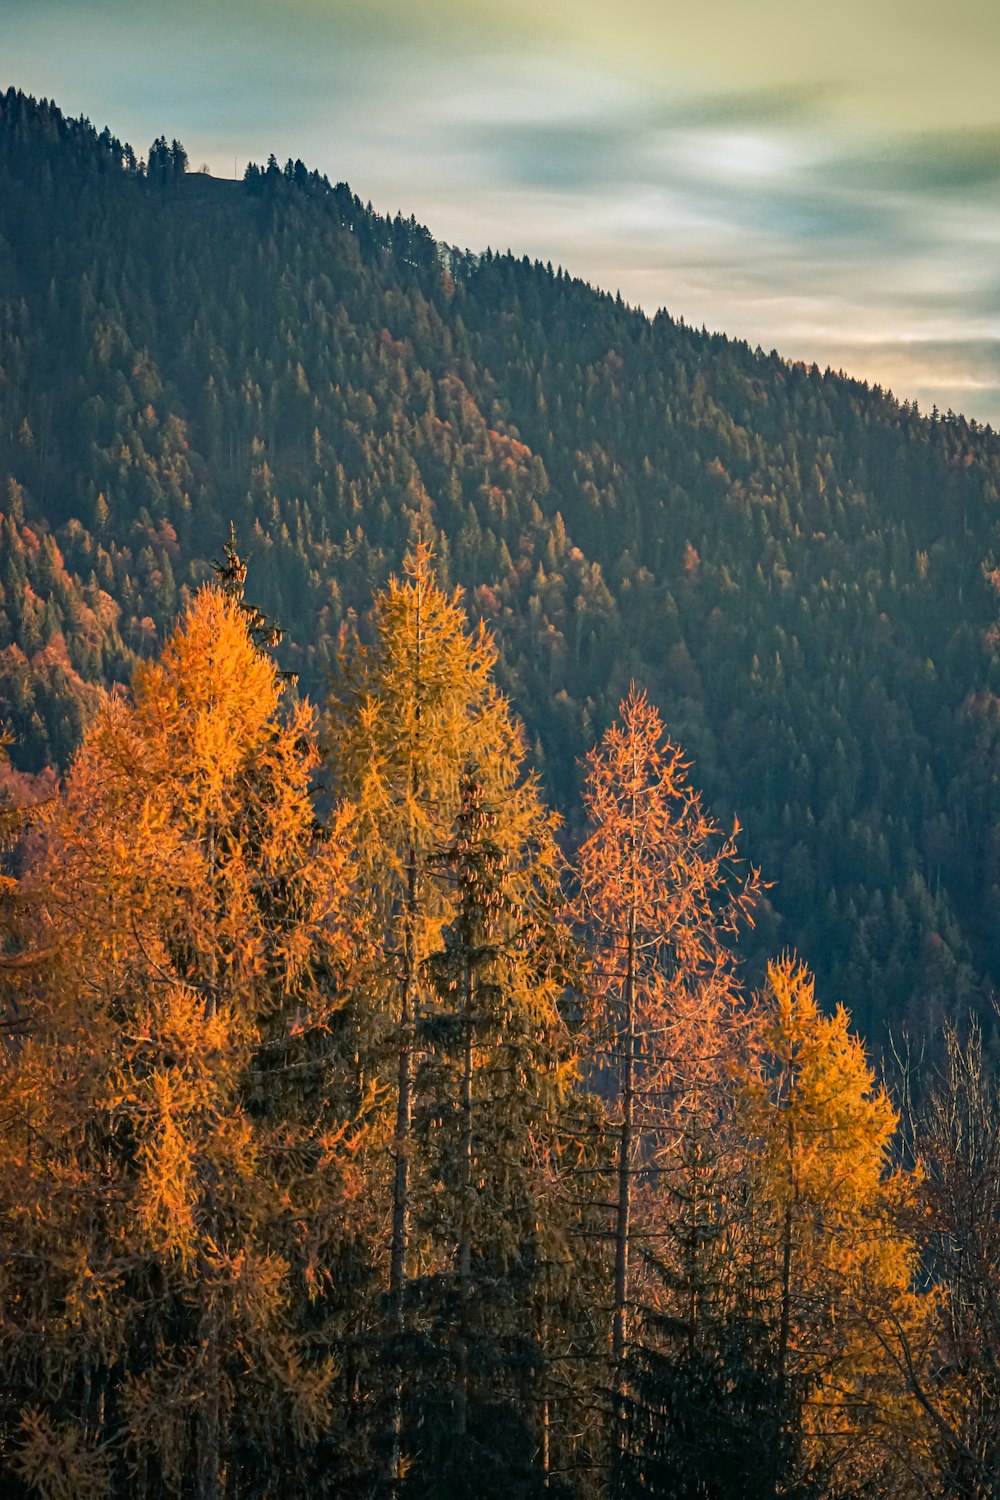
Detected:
[
  {"left": 613, "top": 906, "right": 637, "bottom": 1370},
  {"left": 197, "top": 818, "right": 224, "bottom": 1500},
  {"left": 390, "top": 580, "right": 424, "bottom": 1487},
  {"left": 389, "top": 883, "right": 415, "bottom": 1313},
  {"left": 539, "top": 1308, "right": 551, "bottom": 1488},
  {"left": 454, "top": 951, "right": 474, "bottom": 1441},
  {"left": 774, "top": 1102, "right": 796, "bottom": 1497},
  {"left": 196, "top": 1292, "right": 222, "bottom": 1500},
  {"left": 388, "top": 847, "right": 417, "bottom": 1489}
]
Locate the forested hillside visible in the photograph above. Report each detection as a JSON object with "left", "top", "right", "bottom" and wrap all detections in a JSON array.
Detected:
[
  {"left": 3, "top": 86, "right": 1000, "bottom": 1043},
  {"left": 3, "top": 558, "right": 997, "bottom": 1499}
]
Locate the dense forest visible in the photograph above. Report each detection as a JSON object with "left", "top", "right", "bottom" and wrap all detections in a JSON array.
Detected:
[
  {"left": 3, "top": 89, "right": 1000, "bottom": 1045},
  {"left": 2, "top": 543, "right": 998, "bottom": 1499},
  {"left": 2, "top": 86, "right": 1000, "bottom": 1494}
]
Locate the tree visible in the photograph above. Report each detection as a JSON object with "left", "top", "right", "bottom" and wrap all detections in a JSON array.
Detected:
[
  {"left": 614, "top": 1291, "right": 790, "bottom": 1500},
  {"left": 402, "top": 766, "right": 583, "bottom": 1497},
  {"left": 734, "top": 956, "right": 926, "bottom": 1496},
  {"left": 0, "top": 587, "right": 361, "bottom": 1498},
  {"left": 325, "top": 545, "right": 603, "bottom": 1493},
  {"left": 0, "top": 733, "right": 53, "bottom": 1000},
  {"left": 615, "top": 958, "right": 930, "bottom": 1498},
  {"left": 896, "top": 1020, "right": 1000, "bottom": 1499},
  {"left": 325, "top": 545, "right": 532, "bottom": 1476},
  {"left": 213, "top": 521, "right": 285, "bottom": 657},
  {"left": 574, "top": 686, "right": 759, "bottom": 1392}
]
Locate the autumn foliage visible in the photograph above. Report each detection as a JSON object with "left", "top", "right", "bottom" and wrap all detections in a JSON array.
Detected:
[
  {"left": 0, "top": 555, "right": 991, "bottom": 1499},
  {"left": 1, "top": 588, "right": 360, "bottom": 1496},
  {"left": 574, "top": 687, "right": 760, "bottom": 1379}
]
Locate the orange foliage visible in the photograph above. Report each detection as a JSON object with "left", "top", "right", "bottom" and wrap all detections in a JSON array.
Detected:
[
  {"left": 0, "top": 587, "right": 362, "bottom": 1492},
  {"left": 575, "top": 686, "right": 759, "bottom": 1368},
  {"left": 576, "top": 685, "right": 759, "bottom": 1109}
]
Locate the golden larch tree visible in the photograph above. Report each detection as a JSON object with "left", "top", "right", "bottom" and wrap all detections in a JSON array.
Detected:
[
  {"left": 325, "top": 546, "right": 529, "bottom": 1289},
  {"left": 324, "top": 544, "right": 597, "bottom": 1489},
  {"left": 0, "top": 586, "right": 360, "bottom": 1499},
  {"left": 574, "top": 686, "right": 759, "bottom": 1381},
  {"left": 735, "top": 956, "right": 928, "bottom": 1493}
]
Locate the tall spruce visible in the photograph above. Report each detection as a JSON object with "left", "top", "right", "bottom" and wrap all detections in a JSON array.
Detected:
[{"left": 403, "top": 766, "right": 583, "bottom": 1495}]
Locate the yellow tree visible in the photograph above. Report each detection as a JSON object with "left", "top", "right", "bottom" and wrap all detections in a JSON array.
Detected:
[
  {"left": 326, "top": 547, "right": 525, "bottom": 1287},
  {"left": 574, "top": 686, "right": 759, "bottom": 1381},
  {"left": 736, "top": 956, "right": 928, "bottom": 1494},
  {"left": 0, "top": 586, "right": 361, "bottom": 1499},
  {"left": 324, "top": 544, "right": 595, "bottom": 1488}
]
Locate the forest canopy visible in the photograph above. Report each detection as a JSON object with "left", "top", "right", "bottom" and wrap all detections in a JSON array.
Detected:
[
  {"left": 2, "top": 88, "right": 1000, "bottom": 1489},
  {"left": 2, "top": 554, "right": 998, "bottom": 1498},
  {"left": 3, "top": 89, "right": 1000, "bottom": 1049}
]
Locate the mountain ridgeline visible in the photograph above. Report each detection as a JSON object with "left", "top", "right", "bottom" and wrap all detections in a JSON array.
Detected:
[{"left": 3, "top": 85, "right": 1000, "bottom": 1044}]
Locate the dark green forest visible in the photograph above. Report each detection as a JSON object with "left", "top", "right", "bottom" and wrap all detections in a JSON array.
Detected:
[{"left": 3, "top": 86, "right": 1000, "bottom": 1047}]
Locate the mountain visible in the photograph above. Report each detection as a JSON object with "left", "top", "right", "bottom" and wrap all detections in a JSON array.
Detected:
[{"left": 3, "top": 85, "right": 1000, "bottom": 1044}]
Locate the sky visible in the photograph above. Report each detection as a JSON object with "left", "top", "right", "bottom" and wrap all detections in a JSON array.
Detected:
[{"left": 4, "top": 0, "right": 1000, "bottom": 425}]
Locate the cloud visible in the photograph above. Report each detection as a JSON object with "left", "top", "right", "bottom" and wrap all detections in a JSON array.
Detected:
[
  {"left": 825, "top": 128, "right": 1000, "bottom": 199},
  {"left": 3, "top": 1, "right": 999, "bottom": 425}
]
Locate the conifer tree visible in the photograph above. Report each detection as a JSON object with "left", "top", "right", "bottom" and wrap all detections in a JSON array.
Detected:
[
  {"left": 574, "top": 687, "right": 759, "bottom": 1394},
  {"left": 0, "top": 587, "right": 361, "bottom": 1498},
  {"left": 326, "top": 545, "right": 510, "bottom": 1303},
  {"left": 733, "top": 956, "right": 926, "bottom": 1495},
  {"left": 213, "top": 521, "right": 286, "bottom": 658},
  {"left": 325, "top": 546, "right": 602, "bottom": 1492},
  {"left": 0, "top": 733, "right": 51, "bottom": 997},
  {"left": 401, "top": 766, "right": 580, "bottom": 1496},
  {"left": 896, "top": 1020, "right": 1000, "bottom": 1500},
  {"left": 614, "top": 1282, "right": 788, "bottom": 1499},
  {"left": 614, "top": 958, "right": 928, "bottom": 1497}
]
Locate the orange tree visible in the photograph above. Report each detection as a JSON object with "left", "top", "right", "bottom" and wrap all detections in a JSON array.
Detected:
[
  {"left": 573, "top": 686, "right": 759, "bottom": 1388},
  {"left": 0, "top": 587, "right": 362, "bottom": 1499}
]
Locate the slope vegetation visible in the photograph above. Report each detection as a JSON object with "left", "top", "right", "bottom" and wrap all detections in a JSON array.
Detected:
[{"left": 3, "top": 86, "right": 1000, "bottom": 1040}]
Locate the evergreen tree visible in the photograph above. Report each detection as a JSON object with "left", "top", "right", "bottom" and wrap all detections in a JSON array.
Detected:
[{"left": 402, "top": 767, "right": 579, "bottom": 1496}]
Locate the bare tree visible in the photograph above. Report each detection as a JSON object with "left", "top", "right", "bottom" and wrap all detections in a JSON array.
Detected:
[{"left": 896, "top": 1020, "right": 1000, "bottom": 1500}]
